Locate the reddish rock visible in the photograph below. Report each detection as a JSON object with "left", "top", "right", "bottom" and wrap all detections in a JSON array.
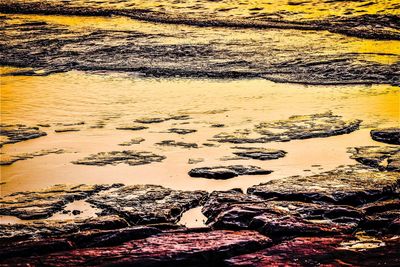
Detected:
[
  {"left": 2, "top": 230, "right": 271, "bottom": 266},
  {"left": 225, "top": 236, "right": 400, "bottom": 266}
]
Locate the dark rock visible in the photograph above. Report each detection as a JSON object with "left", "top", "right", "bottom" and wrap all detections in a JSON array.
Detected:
[
  {"left": 225, "top": 236, "right": 400, "bottom": 266},
  {"left": 359, "top": 199, "right": 400, "bottom": 233},
  {"left": 0, "top": 215, "right": 129, "bottom": 243},
  {"left": 0, "top": 148, "right": 65, "bottom": 166},
  {"left": 371, "top": 128, "right": 400, "bottom": 145},
  {"left": 232, "top": 147, "right": 287, "bottom": 160},
  {"left": 167, "top": 128, "right": 197, "bottom": 135},
  {"left": 213, "top": 112, "right": 361, "bottom": 143},
  {"left": 54, "top": 127, "right": 80, "bottom": 133},
  {"left": 156, "top": 140, "right": 198, "bottom": 148},
  {"left": 248, "top": 169, "right": 400, "bottom": 205},
  {"left": 211, "top": 124, "right": 225, "bottom": 128},
  {"left": 0, "top": 124, "right": 47, "bottom": 147},
  {"left": 87, "top": 185, "right": 207, "bottom": 224},
  {"left": 348, "top": 146, "right": 400, "bottom": 171},
  {"left": 204, "top": 191, "right": 362, "bottom": 238},
  {"left": 118, "top": 137, "right": 145, "bottom": 146},
  {"left": 72, "top": 150, "right": 166, "bottom": 166},
  {"left": 135, "top": 115, "right": 190, "bottom": 124},
  {"left": 189, "top": 165, "right": 272, "bottom": 179},
  {"left": 116, "top": 125, "right": 148, "bottom": 131},
  {"left": 0, "top": 184, "right": 121, "bottom": 219},
  {"left": 1, "top": 230, "right": 271, "bottom": 266}
]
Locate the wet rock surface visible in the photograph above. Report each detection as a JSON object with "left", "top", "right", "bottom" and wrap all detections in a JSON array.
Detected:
[
  {"left": 213, "top": 112, "right": 362, "bottom": 144},
  {"left": 370, "top": 128, "right": 400, "bottom": 145},
  {"left": 0, "top": 124, "right": 47, "bottom": 147},
  {"left": 189, "top": 165, "right": 272, "bottom": 179},
  {"left": 232, "top": 147, "right": 287, "bottom": 160},
  {"left": 248, "top": 169, "right": 399, "bottom": 206},
  {"left": 348, "top": 146, "right": 400, "bottom": 172},
  {"left": 225, "top": 235, "right": 400, "bottom": 266},
  {"left": 72, "top": 150, "right": 166, "bottom": 166},
  {"left": 1, "top": 229, "right": 271, "bottom": 266},
  {"left": 0, "top": 184, "right": 120, "bottom": 219},
  {"left": 0, "top": 148, "right": 65, "bottom": 165},
  {"left": 156, "top": 140, "right": 199, "bottom": 149},
  {"left": 87, "top": 185, "right": 208, "bottom": 224},
  {"left": 203, "top": 190, "right": 362, "bottom": 239}
]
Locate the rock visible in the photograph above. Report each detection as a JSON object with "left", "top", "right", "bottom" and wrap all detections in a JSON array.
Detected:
[
  {"left": 167, "top": 128, "right": 197, "bottom": 135},
  {"left": 135, "top": 115, "right": 191, "bottom": 124},
  {"left": 156, "top": 140, "right": 198, "bottom": 149},
  {"left": 371, "top": 128, "right": 400, "bottom": 145},
  {"left": 204, "top": 191, "right": 362, "bottom": 238},
  {"left": 54, "top": 127, "right": 80, "bottom": 132},
  {"left": 87, "top": 185, "right": 207, "bottom": 224},
  {"left": 231, "top": 147, "right": 287, "bottom": 160},
  {"left": 1, "top": 230, "right": 271, "bottom": 266},
  {"left": 189, "top": 165, "right": 272, "bottom": 179},
  {"left": 188, "top": 158, "right": 204, "bottom": 164},
  {"left": 248, "top": 169, "right": 400, "bottom": 205},
  {"left": 0, "top": 184, "right": 121, "bottom": 219},
  {"left": 118, "top": 137, "right": 145, "bottom": 146},
  {"left": 213, "top": 112, "right": 361, "bottom": 143},
  {"left": 115, "top": 125, "right": 148, "bottom": 131},
  {"left": 225, "top": 235, "right": 400, "bottom": 266},
  {"left": 72, "top": 150, "right": 166, "bottom": 166},
  {"left": 359, "top": 199, "right": 400, "bottom": 234},
  {"left": 211, "top": 124, "right": 225, "bottom": 128},
  {"left": 0, "top": 215, "right": 129, "bottom": 243},
  {"left": 0, "top": 148, "right": 65, "bottom": 166},
  {"left": 348, "top": 146, "right": 400, "bottom": 171},
  {"left": 0, "top": 124, "right": 47, "bottom": 147}
]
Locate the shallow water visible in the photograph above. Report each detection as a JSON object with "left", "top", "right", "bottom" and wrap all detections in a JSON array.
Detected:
[{"left": 1, "top": 71, "right": 398, "bottom": 196}]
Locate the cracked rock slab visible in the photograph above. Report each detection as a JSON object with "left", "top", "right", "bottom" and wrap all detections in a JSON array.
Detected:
[
  {"left": 189, "top": 165, "right": 272, "bottom": 179},
  {"left": 348, "top": 146, "right": 400, "bottom": 171},
  {"left": 87, "top": 185, "right": 207, "bottom": 225},
  {"left": 0, "top": 184, "right": 121, "bottom": 220},
  {"left": 72, "top": 150, "right": 166, "bottom": 166},
  {"left": 370, "top": 128, "right": 400, "bottom": 145},
  {"left": 213, "top": 112, "right": 361, "bottom": 143},
  {"left": 204, "top": 190, "right": 362, "bottom": 238},
  {"left": 232, "top": 147, "right": 287, "bottom": 160},
  {"left": 247, "top": 169, "right": 400, "bottom": 206},
  {"left": 1, "top": 230, "right": 271, "bottom": 267},
  {"left": 0, "top": 124, "right": 47, "bottom": 147}
]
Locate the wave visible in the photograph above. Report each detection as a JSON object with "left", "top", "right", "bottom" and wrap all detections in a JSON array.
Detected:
[
  {"left": 1, "top": 14, "right": 398, "bottom": 86},
  {"left": 0, "top": 1, "right": 399, "bottom": 40}
]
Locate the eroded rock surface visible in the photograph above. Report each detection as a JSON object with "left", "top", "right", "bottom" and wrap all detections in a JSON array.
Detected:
[
  {"left": 0, "top": 184, "right": 121, "bottom": 219},
  {"left": 0, "top": 124, "right": 47, "bottom": 147},
  {"left": 225, "top": 235, "right": 400, "bottom": 266},
  {"left": 1, "top": 230, "right": 271, "bottom": 266},
  {"left": 72, "top": 150, "right": 166, "bottom": 166},
  {"left": 0, "top": 149, "right": 66, "bottom": 165},
  {"left": 189, "top": 165, "right": 272, "bottom": 179},
  {"left": 349, "top": 146, "right": 400, "bottom": 171},
  {"left": 156, "top": 140, "right": 198, "bottom": 149},
  {"left": 213, "top": 112, "right": 361, "bottom": 143},
  {"left": 203, "top": 190, "right": 362, "bottom": 239},
  {"left": 232, "top": 147, "right": 287, "bottom": 160},
  {"left": 371, "top": 128, "right": 400, "bottom": 145},
  {"left": 87, "top": 185, "right": 207, "bottom": 224},
  {"left": 247, "top": 170, "right": 399, "bottom": 205}
]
